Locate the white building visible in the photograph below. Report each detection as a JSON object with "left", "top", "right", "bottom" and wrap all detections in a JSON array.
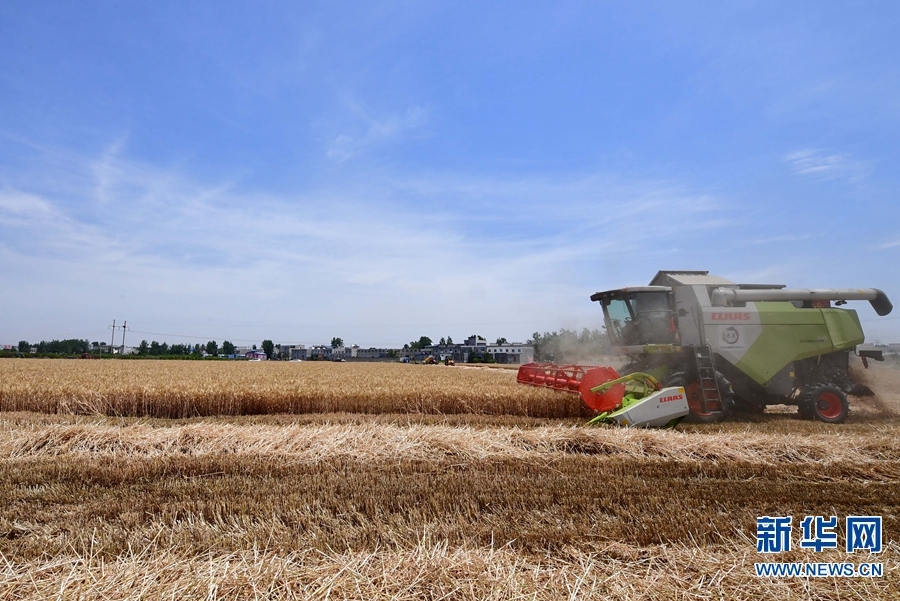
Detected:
[{"left": 483, "top": 343, "right": 534, "bottom": 364}]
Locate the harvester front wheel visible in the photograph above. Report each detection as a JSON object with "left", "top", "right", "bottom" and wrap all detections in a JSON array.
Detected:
[
  {"left": 665, "top": 372, "right": 732, "bottom": 423},
  {"left": 799, "top": 385, "right": 849, "bottom": 424}
]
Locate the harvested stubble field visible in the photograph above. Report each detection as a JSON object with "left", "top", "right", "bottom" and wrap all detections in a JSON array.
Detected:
[{"left": 1, "top": 359, "right": 899, "bottom": 599}]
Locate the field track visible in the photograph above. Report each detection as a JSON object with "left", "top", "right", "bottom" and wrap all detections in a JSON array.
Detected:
[{"left": 1, "top": 359, "right": 898, "bottom": 599}]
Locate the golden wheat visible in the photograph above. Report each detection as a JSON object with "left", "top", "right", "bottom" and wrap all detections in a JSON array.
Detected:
[{"left": 0, "top": 359, "right": 580, "bottom": 418}]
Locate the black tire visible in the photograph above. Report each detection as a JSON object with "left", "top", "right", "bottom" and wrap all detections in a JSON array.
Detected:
[
  {"left": 665, "top": 371, "right": 732, "bottom": 423},
  {"left": 799, "top": 384, "right": 849, "bottom": 424},
  {"left": 797, "top": 402, "right": 814, "bottom": 420}
]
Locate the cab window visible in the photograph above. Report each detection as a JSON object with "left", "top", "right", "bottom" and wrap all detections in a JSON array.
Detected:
[
  {"left": 605, "top": 299, "right": 640, "bottom": 345},
  {"left": 631, "top": 292, "right": 677, "bottom": 344}
]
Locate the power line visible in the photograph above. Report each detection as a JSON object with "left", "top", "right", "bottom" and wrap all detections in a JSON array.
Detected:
[{"left": 126, "top": 329, "right": 261, "bottom": 344}]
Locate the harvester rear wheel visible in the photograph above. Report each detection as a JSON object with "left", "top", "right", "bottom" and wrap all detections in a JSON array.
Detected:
[{"left": 799, "top": 385, "right": 849, "bottom": 424}]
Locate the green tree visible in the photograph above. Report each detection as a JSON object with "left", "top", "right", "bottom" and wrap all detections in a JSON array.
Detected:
[
  {"left": 409, "top": 336, "right": 432, "bottom": 350},
  {"left": 470, "top": 352, "right": 493, "bottom": 363},
  {"left": 496, "top": 337, "right": 508, "bottom": 345},
  {"left": 446, "top": 336, "right": 453, "bottom": 345},
  {"left": 439, "top": 337, "right": 446, "bottom": 346},
  {"left": 138, "top": 340, "right": 150, "bottom": 356},
  {"left": 35, "top": 339, "right": 90, "bottom": 355},
  {"left": 222, "top": 340, "right": 236, "bottom": 356},
  {"left": 191, "top": 344, "right": 203, "bottom": 356},
  {"left": 330, "top": 337, "right": 344, "bottom": 348},
  {"left": 18, "top": 341, "right": 29, "bottom": 353},
  {"left": 206, "top": 340, "right": 219, "bottom": 356},
  {"left": 262, "top": 339, "right": 275, "bottom": 360}
]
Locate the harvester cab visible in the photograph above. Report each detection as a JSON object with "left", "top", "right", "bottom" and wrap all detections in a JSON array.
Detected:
[
  {"left": 517, "top": 270, "right": 893, "bottom": 427},
  {"left": 591, "top": 287, "right": 679, "bottom": 348}
]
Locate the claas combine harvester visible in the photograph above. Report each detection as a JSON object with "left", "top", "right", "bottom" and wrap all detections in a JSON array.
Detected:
[{"left": 517, "top": 271, "right": 893, "bottom": 427}]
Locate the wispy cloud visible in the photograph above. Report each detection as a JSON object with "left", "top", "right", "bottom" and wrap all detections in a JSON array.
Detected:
[
  {"left": 326, "top": 102, "right": 428, "bottom": 162},
  {"left": 880, "top": 238, "right": 900, "bottom": 250},
  {"left": 784, "top": 148, "right": 871, "bottom": 182},
  {"left": 748, "top": 233, "right": 811, "bottom": 245},
  {"left": 93, "top": 135, "right": 129, "bottom": 204}
]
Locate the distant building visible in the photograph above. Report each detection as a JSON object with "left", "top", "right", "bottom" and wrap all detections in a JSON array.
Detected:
[
  {"left": 483, "top": 343, "right": 534, "bottom": 364},
  {"left": 307, "top": 345, "right": 332, "bottom": 360},
  {"left": 268, "top": 337, "right": 532, "bottom": 364},
  {"left": 465, "top": 335, "right": 487, "bottom": 347},
  {"left": 355, "top": 347, "right": 392, "bottom": 359},
  {"left": 279, "top": 344, "right": 304, "bottom": 360},
  {"left": 332, "top": 346, "right": 353, "bottom": 359},
  {"left": 423, "top": 341, "right": 534, "bottom": 364}
]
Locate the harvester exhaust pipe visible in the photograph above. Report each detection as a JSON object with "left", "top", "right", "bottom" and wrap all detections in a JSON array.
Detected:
[{"left": 710, "top": 288, "right": 893, "bottom": 316}]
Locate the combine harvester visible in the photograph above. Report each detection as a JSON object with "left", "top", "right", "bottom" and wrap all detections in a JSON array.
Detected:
[{"left": 517, "top": 271, "right": 892, "bottom": 427}]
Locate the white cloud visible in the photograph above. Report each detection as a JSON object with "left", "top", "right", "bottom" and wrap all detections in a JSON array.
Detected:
[
  {"left": 0, "top": 188, "right": 55, "bottom": 216},
  {"left": 784, "top": 148, "right": 871, "bottom": 182},
  {"left": 0, "top": 143, "right": 738, "bottom": 346}
]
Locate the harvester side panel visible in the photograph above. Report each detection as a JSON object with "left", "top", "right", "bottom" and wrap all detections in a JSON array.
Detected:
[
  {"left": 821, "top": 309, "right": 866, "bottom": 350},
  {"left": 702, "top": 301, "right": 865, "bottom": 387},
  {"left": 742, "top": 312, "right": 860, "bottom": 386}
]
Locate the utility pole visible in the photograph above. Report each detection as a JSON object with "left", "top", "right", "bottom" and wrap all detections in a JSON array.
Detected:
[
  {"left": 120, "top": 320, "right": 128, "bottom": 355},
  {"left": 109, "top": 320, "right": 116, "bottom": 357}
]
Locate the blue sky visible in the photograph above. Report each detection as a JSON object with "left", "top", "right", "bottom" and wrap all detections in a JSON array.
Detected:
[{"left": 2, "top": 1, "right": 899, "bottom": 348}]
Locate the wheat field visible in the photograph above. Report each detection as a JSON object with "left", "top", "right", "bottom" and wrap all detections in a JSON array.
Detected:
[
  {"left": 1, "top": 359, "right": 898, "bottom": 599},
  {"left": 0, "top": 359, "right": 583, "bottom": 418}
]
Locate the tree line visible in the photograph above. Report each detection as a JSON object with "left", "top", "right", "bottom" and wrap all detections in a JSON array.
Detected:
[
  {"left": 16, "top": 339, "right": 91, "bottom": 355},
  {"left": 11, "top": 329, "right": 614, "bottom": 362},
  {"left": 11, "top": 338, "right": 243, "bottom": 358},
  {"left": 134, "top": 340, "right": 238, "bottom": 357}
]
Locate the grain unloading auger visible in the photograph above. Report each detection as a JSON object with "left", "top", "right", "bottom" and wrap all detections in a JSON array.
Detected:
[{"left": 518, "top": 271, "right": 893, "bottom": 427}]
